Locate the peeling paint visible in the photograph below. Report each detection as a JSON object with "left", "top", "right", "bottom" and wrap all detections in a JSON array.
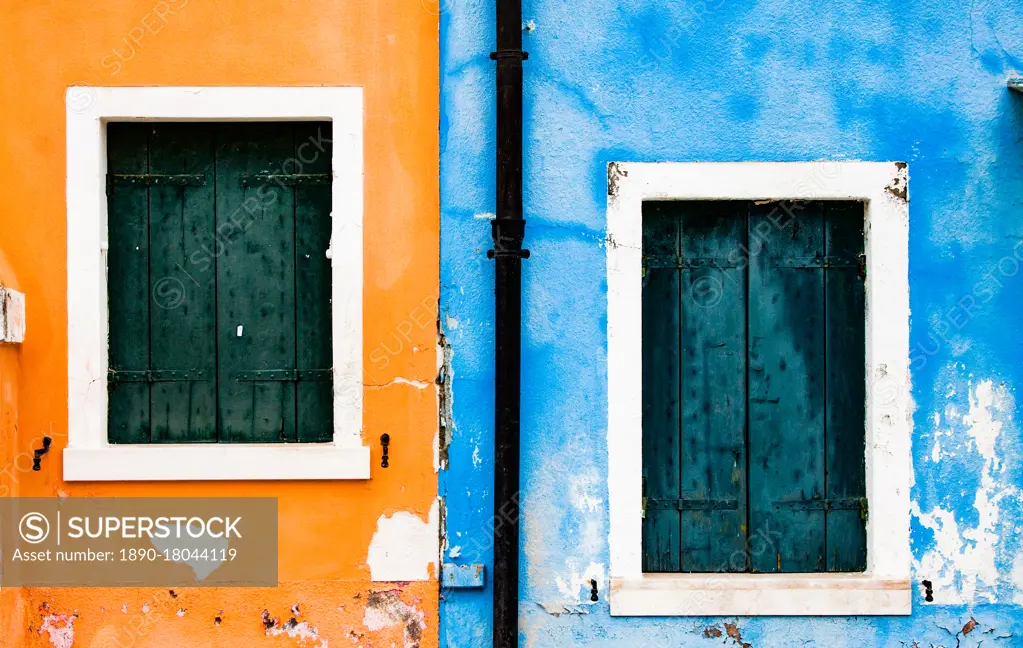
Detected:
[
  {"left": 436, "top": 325, "right": 454, "bottom": 471},
  {"left": 364, "top": 590, "right": 427, "bottom": 648},
  {"left": 262, "top": 609, "right": 328, "bottom": 648},
  {"left": 392, "top": 377, "right": 432, "bottom": 389},
  {"left": 607, "top": 162, "right": 628, "bottom": 197},
  {"left": 537, "top": 601, "right": 592, "bottom": 616},
  {"left": 703, "top": 626, "right": 722, "bottom": 638},
  {"left": 38, "top": 611, "right": 76, "bottom": 648},
  {"left": 553, "top": 562, "right": 606, "bottom": 603},
  {"left": 367, "top": 499, "right": 440, "bottom": 581},
  {"left": 724, "top": 622, "right": 751, "bottom": 648},
  {"left": 913, "top": 378, "right": 1018, "bottom": 604}
]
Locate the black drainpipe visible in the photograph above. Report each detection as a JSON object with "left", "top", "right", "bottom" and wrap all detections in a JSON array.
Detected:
[{"left": 488, "top": 0, "right": 528, "bottom": 644}]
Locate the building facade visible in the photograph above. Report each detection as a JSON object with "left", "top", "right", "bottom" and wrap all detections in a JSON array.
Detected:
[
  {"left": 1, "top": 0, "right": 1023, "bottom": 647},
  {"left": 440, "top": 0, "right": 1023, "bottom": 646},
  {"left": 0, "top": 1, "right": 440, "bottom": 647}
]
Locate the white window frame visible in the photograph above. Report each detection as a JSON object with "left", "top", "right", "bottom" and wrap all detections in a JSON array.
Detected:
[
  {"left": 65, "top": 86, "right": 369, "bottom": 481},
  {"left": 606, "top": 162, "right": 911, "bottom": 616}
]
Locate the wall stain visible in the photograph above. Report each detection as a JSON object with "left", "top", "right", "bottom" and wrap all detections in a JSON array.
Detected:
[
  {"left": 365, "top": 589, "right": 428, "bottom": 648},
  {"left": 437, "top": 324, "right": 454, "bottom": 470},
  {"left": 607, "top": 162, "right": 628, "bottom": 197},
  {"left": 725, "top": 622, "right": 752, "bottom": 648}
]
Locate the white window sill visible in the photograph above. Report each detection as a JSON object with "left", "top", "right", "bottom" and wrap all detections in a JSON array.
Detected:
[
  {"left": 610, "top": 574, "right": 912, "bottom": 616},
  {"left": 63, "top": 444, "right": 371, "bottom": 481}
]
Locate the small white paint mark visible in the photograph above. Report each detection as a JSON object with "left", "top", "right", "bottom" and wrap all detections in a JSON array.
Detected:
[
  {"left": 39, "top": 613, "right": 75, "bottom": 648},
  {"left": 449, "top": 545, "right": 462, "bottom": 558},
  {"left": 176, "top": 608, "right": 186, "bottom": 617},
  {"left": 142, "top": 603, "right": 150, "bottom": 613},
  {"left": 473, "top": 212, "right": 496, "bottom": 220},
  {"left": 121, "top": 604, "right": 128, "bottom": 614},
  {"left": 392, "top": 376, "right": 431, "bottom": 389},
  {"left": 472, "top": 444, "right": 482, "bottom": 468},
  {"left": 367, "top": 499, "right": 439, "bottom": 581},
  {"left": 266, "top": 618, "right": 326, "bottom": 647},
  {"left": 445, "top": 315, "right": 459, "bottom": 331},
  {"left": 236, "top": 325, "right": 243, "bottom": 337}
]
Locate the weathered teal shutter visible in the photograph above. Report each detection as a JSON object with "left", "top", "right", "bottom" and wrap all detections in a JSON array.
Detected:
[
  {"left": 747, "top": 201, "right": 828, "bottom": 572},
  {"left": 641, "top": 200, "right": 866, "bottom": 573},
  {"left": 107, "top": 123, "right": 334, "bottom": 444},
  {"left": 823, "top": 202, "right": 868, "bottom": 571},
  {"left": 679, "top": 203, "right": 748, "bottom": 572},
  {"left": 641, "top": 203, "right": 681, "bottom": 572}
]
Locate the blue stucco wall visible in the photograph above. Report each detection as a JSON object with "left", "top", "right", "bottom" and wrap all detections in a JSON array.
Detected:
[{"left": 439, "top": 0, "right": 1023, "bottom": 645}]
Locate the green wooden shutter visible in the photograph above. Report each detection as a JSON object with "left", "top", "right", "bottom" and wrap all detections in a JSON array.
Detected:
[
  {"left": 107, "top": 123, "right": 153, "bottom": 444},
  {"left": 149, "top": 124, "right": 217, "bottom": 443},
  {"left": 107, "top": 122, "right": 334, "bottom": 444},
  {"left": 641, "top": 200, "right": 866, "bottom": 573}
]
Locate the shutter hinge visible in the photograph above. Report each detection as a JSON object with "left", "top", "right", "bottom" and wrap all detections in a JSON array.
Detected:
[
  {"left": 108, "top": 369, "right": 210, "bottom": 382},
  {"left": 106, "top": 173, "right": 207, "bottom": 195},
  {"left": 238, "top": 173, "right": 332, "bottom": 187},
  {"left": 232, "top": 369, "right": 332, "bottom": 382}
]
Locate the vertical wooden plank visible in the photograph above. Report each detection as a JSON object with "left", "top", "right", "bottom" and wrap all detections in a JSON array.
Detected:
[
  {"left": 293, "top": 122, "right": 334, "bottom": 442},
  {"left": 678, "top": 202, "right": 748, "bottom": 572},
  {"left": 148, "top": 124, "right": 217, "bottom": 442},
  {"left": 748, "top": 201, "right": 827, "bottom": 573},
  {"left": 216, "top": 124, "right": 297, "bottom": 442},
  {"left": 107, "top": 123, "right": 151, "bottom": 444},
  {"left": 641, "top": 202, "right": 681, "bottom": 572},
  {"left": 824, "top": 201, "right": 868, "bottom": 571}
]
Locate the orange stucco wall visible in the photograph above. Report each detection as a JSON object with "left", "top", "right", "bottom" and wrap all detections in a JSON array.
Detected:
[{"left": 0, "top": 0, "right": 440, "bottom": 645}]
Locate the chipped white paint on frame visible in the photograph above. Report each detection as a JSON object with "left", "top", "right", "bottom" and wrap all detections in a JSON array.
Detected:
[
  {"left": 367, "top": 499, "right": 440, "bottom": 581},
  {"left": 606, "top": 161, "right": 912, "bottom": 616},
  {"left": 63, "top": 86, "right": 368, "bottom": 481},
  {"left": 0, "top": 287, "right": 25, "bottom": 343}
]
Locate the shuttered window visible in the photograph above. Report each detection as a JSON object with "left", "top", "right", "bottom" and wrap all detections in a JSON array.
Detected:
[
  {"left": 641, "top": 200, "right": 867, "bottom": 573},
  {"left": 106, "top": 122, "right": 333, "bottom": 444}
]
